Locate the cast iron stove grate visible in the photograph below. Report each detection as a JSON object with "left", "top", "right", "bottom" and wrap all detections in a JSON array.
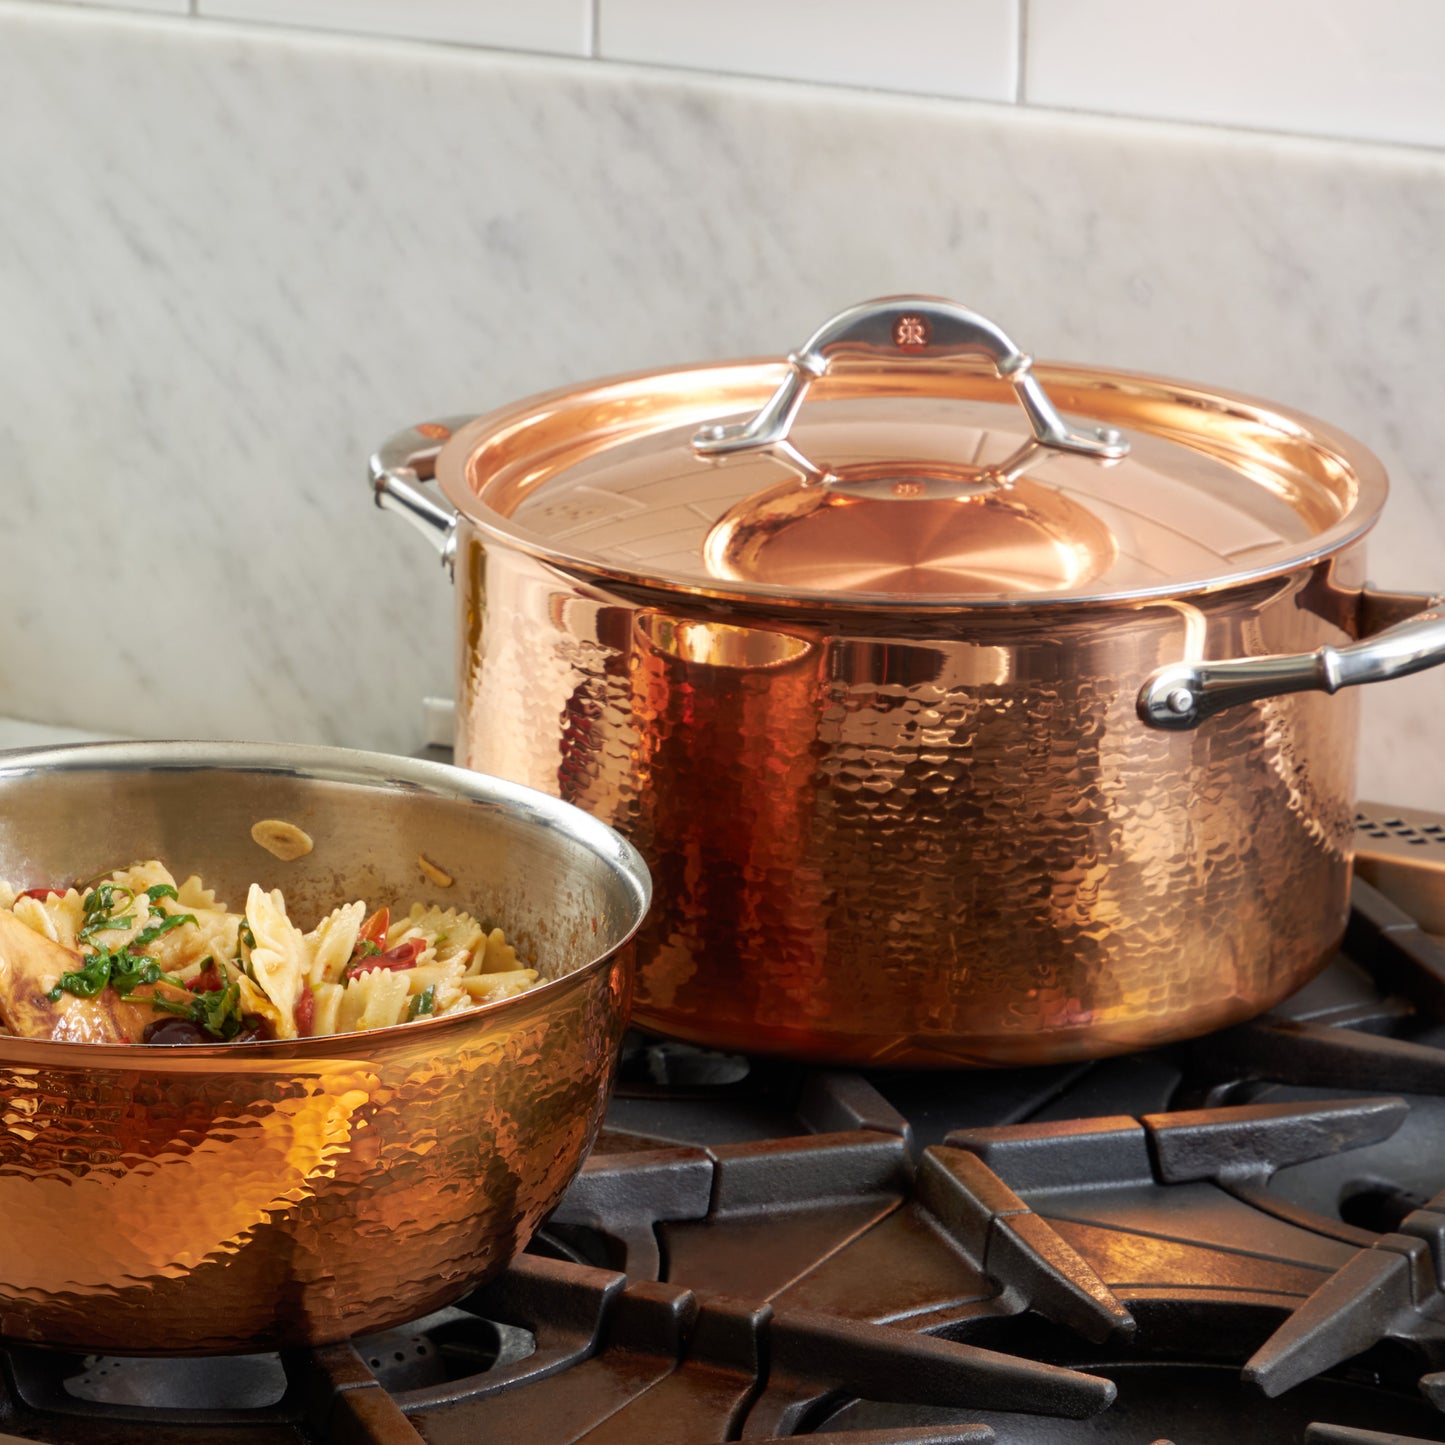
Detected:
[{"left": 4, "top": 815, "right": 1445, "bottom": 1442}]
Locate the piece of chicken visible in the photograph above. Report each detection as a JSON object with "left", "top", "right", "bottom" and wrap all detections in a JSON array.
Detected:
[{"left": 0, "top": 908, "right": 191, "bottom": 1043}]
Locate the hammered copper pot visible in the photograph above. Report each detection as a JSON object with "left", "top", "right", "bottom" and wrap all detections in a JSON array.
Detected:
[
  {"left": 372, "top": 295, "right": 1445, "bottom": 1069},
  {"left": 0, "top": 741, "right": 649, "bottom": 1353}
]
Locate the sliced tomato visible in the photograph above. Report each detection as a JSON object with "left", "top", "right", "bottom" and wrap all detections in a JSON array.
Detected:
[
  {"left": 187, "top": 960, "right": 226, "bottom": 994},
  {"left": 346, "top": 938, "right": 423, "bottom": 979},
  {"left": 356, "top": 907, "right": 390, "bottom": 952},
  {"left": 295, "top": 983, "right": 316, "bottom": 1036},
  {"left": 17, "top": 887, "right": 66, "bottom": 901}
]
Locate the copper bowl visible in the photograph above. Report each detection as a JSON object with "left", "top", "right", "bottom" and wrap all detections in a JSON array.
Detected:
[{"left": 0, "top": 741, "right": 650, "bottom": 1354}]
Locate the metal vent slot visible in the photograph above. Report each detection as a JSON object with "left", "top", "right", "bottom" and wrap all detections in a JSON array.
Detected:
[
  {"left": 1355, "top": 811, "right": 1445, "bottom": 847},
  {"left": 1355, "top": 802, "right": 1445, "bottom": 940}
]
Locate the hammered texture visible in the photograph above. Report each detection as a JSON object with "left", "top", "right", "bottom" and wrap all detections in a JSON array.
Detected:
[
  {"left": 0, "top": 948, "right": 628, "bottom": 1354},
  {"left": 461, "top": 539, "right": 1366, "bottom": 1068},
  {"left": 0, "top": 748, "right": 643, "bottom": 1353}
]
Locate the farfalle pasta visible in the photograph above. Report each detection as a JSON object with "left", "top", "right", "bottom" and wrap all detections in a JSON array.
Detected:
[{"left": 0, "top": 861, "right": 539, "bottom": 1045}]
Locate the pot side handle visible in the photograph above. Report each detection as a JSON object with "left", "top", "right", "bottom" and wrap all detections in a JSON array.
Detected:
[
  {"left": 1138, "top": 591, "right": 1445, "bottom": 730},
  {"left": 369, "top": 419, "right": 475, "bottom": 578}
]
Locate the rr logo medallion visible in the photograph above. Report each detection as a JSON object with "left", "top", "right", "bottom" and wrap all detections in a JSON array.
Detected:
[{"left": 894, "top": 314, "right": 930, "bottom": 349}]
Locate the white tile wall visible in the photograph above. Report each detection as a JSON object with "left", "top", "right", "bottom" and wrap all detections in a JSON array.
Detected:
[
  {"left": 197, "top": 0, "right": 591, "bottom": 57},
  {"left": 10, "top": 0, "right": 1445, "bottom": 151},
  {"left": 2, "top": 0, "right": 1445, "bottom": 803},
  {"left": 597, "top": 0, "right": 1019, "bottom": 103},
  {"left": 1026, "top": 0, "right": 1445, "bottom": 150}
]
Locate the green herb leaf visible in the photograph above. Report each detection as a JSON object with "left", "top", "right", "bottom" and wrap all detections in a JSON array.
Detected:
[
  {"left": 235, "top": 915, "right": 258, "bottom": 980},
  {"left": 47, "top": 950, "right": 114, "bottom": 1001},
  {"left": 192, "top": 980, "right": 246, "bottom": 1040},
  {"left": 110, "top": 954, "right": 166, "bottom": 994},
  {"left": 77, "top": 882, "right": 138, "bottom": 942},
  {"left": 48, "top": 932, "right": 185, "bottom": 1005},
  {"left": 77, "top": 915, "right": 133, "bottom": 942},
  {"left": 406, "top": 985, "right": 436, "bottom": 1021},
  {"left": 124, "top": 978, "right": 247, "bottom": 1041},
  {"left": 132, "top": 912, "right": 197, "bottom": 949},
  {"left": 125, "top": 990, "right": 191, "bottom": 1017}
]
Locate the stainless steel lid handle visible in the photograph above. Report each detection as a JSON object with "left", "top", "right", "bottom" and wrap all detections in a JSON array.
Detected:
[
  {"left": 692, "top": 295, "right": 1128, "bottom": 461},
  {"left": 369, "top": 418, "right": 474, "bottom": 578},
  {"left": 1139, "top": 599, "right": 1445, "bottom": 730}
]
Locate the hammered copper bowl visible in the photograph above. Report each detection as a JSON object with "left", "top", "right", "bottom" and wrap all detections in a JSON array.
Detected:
[{"left": 0, "top": 741, "right": 650, "bottom": 1355}]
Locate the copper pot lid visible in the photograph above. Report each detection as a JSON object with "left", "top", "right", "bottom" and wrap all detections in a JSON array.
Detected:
[{"left": 440, "top": 296, "right": 1387, "bottom": 609}]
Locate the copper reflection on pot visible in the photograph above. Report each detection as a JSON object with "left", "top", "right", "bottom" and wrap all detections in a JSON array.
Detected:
[
  {"left": 703, "top": 473, "right": 1119, "bottom": 597},
  {"left": 629, "top": 612, "right": 824, "bottom": 1015},
  {"left": 460, "top": 546, "right": 1362, "bottom": 1067}
]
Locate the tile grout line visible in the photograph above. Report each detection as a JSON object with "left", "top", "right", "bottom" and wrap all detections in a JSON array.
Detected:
[{"left": 587, "top": 0, "right": 598, "bottom": 59}]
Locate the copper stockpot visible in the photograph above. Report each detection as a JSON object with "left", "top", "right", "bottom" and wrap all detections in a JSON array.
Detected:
[
  {"left": 0, "top": 742, "right": 649, "bottom": 1353},
  {"left": 373, "top": 296, "right": 1445, "bottom": 1068}
]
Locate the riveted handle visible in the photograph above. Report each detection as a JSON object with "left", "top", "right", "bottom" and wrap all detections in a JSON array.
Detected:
[
  {"left": 369, "top": 418, "right": 475, "bottom": 578},
  {"left": 691, "top": 295, "right": 1129, "bottom": 463},
  {"left": 1139, "top": 596, "right": 1445, "bottom": 730}
]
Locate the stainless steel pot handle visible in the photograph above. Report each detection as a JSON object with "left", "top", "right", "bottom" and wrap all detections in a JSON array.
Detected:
[
  {"left": 1139, "top": 595, "right": 1445, "bottom": 730},
  {"left": 691, "top": 295, "right": 1129, "bottom": 463},
  {"left": 369, "top": 418, "right": 474, "bottom": 578}
]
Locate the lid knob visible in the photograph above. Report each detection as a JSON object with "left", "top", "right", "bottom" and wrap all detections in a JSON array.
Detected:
[{"left": 693, "top": 297, "right": 1128, "bottom": 596}]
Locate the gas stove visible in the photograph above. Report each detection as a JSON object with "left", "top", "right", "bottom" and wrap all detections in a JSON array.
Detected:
[{"left": 0, "top": 804, "right": 1444, "bottom": 1443}]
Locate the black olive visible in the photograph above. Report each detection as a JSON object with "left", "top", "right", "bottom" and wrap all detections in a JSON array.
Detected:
[{"left": 141, "top": 1017, "right": 209, "bottom": 1046}]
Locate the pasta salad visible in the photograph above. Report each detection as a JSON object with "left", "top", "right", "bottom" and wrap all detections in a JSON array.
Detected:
[{"left": 0, "top": 860, "right": 539, "bottom": 1044}]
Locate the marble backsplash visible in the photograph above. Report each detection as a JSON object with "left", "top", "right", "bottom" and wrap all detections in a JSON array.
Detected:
[{"left": 1, "top": 2, "right": 1443, "bottom": 807}]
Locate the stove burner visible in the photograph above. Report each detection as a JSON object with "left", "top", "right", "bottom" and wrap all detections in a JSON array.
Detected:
[
  {"left": 64, "top": 1352, "right": 288, "bottom": 1411},
  {"left": 352, "top": 1307, "right": 537, "bottom": 1392},
  {"left": 3, "top": 864, "right": 1445, "bottom": 1442},
  {"left": 618, "top": 1035, "right": 754, "bottom": 1090},
  {"left": 817, "top": 1357, "right": 1445, "bottom": 1442},
  {"left": 44, "top": 1304, "right": 536, "bottom": 1418}
]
